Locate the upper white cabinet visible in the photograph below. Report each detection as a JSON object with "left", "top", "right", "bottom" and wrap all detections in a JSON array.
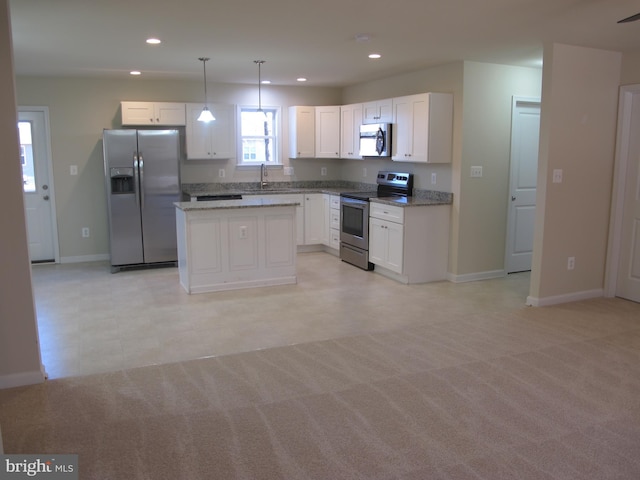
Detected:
[
  {"left": 315, "top": 106, "right": 341, "bottom": 158},
  {"left": 289, "top": 106, "right": 315, "bottom": 158},
  {"left": 185, "top": 103, "right": 236, "bottom": 160},
  {"left": 121, "top": 102, "right": 186, "bottom": 126},
  {"left": 340, "top": 103, "right": 363, "bottom": 159},
  {"left": 363, "top": 98, "right": 393, "bottom": 124},
  {"left": 392, "top": 92, "right": 453, "bottom": 164}
]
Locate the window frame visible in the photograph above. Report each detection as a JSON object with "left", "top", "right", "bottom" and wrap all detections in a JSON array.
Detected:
[{"left": 236, "top": 105, "right": 282, "bottom": 166}]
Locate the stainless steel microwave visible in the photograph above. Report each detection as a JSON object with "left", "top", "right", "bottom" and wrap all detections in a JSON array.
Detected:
[{"left": 359, "top": 123, "right": 391, "bottom": 157}]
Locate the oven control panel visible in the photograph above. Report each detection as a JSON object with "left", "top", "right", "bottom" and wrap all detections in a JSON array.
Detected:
[{"left": 376, "top": 171, "right": 413, "bottom": 191}]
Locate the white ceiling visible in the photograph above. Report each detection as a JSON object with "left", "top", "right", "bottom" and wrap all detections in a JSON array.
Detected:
[{"left": 8, "top": 0, "right": 640, "bottom": 87}]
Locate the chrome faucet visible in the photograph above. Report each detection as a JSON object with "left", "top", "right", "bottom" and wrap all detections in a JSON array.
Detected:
[{"left": 260, "top": 163, "right": 268, "bottom": 189}]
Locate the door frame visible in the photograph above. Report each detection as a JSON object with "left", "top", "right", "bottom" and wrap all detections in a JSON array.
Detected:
[
  {"left": 504, "top": 96, "right": 541, "bottom": 274},
  {"left": 19, "top": 106, "right": 60, "bottom": 263},
  {"left": 604, "top": 85, "right": 640, "bottom": 297}
]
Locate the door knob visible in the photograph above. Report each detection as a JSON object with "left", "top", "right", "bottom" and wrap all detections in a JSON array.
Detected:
[
  {"left": 511, "top": 196, "right": 516, "bottom": 201},
  {"left": 42, "top": 184, "right": 49, "bottom": 190},
  {"left": 43, "top": 195, "right": 50, "bottom": 201}
]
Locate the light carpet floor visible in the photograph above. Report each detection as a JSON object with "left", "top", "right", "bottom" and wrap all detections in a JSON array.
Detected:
[{"left": 1, "top": 256, "right": 640, "bottom": 478}]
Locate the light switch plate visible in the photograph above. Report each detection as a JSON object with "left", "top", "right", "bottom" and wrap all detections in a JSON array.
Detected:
[
  {"left": 284, "top": 167, "right": 294, "bottom": 176},
  {"left": 70, "top": 165, "right": 78, "bottom": 176},
  {"left": 552, "top": 169, "right": 563, "bottom": 183},
  {"left": 470, "top": 166, "right": 483, "bottom": 178}
]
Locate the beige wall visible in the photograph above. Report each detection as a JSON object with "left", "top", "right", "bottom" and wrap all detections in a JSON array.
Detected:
[
  {"left": 0, "top": 0, "right": 44, "bottom": 387},
  {"left": 530, "top": 44, "right": 622, "bottom": 303},
  {"left": 16, "top": 77, "right": 342, "bottom": 261},
  {"left": 455, "top": 62, "right": 542, "bottom": 277},
  {"left": 621, "top": 52, "right": 640, "bottom": 85}
]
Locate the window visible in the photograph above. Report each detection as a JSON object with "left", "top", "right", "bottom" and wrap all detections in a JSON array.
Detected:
[
  {"left": 18, "top": 121, "right": 35, "bottom": 192},
  {"left": 238, "top": 106, "right": 280, "bottom": 165}
]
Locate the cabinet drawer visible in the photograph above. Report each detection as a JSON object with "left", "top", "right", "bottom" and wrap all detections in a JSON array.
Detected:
[
  {"left": 330, "top": 228, "right": 340, "bottom": 249},
  {"left": 330, "top": 210, "right": 340, "bottom": 229},
  {"left": 370, "top": 203, "right": 404, "bottom": 223},
  {"left": 330, "top": 195, "right": 341, "bottom": 209}
]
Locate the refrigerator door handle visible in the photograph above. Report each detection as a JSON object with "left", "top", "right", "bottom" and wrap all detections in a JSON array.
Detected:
[
  {"left": 133, "top": 152, "right": 140, "bottom": 209},
  {"left": 138, "top": 152, "right": 144, "bottom": 211}
]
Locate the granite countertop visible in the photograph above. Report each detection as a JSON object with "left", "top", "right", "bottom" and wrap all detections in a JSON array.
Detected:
[
  {"left": 174, "top": 197, "right": 300, "bottom": 211},
  {"left": 181, "top": 181, "right": 453, "bottom": 207},
  {"left": 182, "top": 181, "right": 376, "bottom": 198}
]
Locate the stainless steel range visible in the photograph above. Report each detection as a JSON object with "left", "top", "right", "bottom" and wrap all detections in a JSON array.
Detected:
[{"left": 340, "top": 171, "right": 413, "bottom": 270}]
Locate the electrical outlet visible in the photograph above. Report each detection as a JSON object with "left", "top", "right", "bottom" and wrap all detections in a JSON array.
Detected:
[
  {"left": 470, "top": 166, "right": 483, "bottom": 178},
  {"left": 321, "top": 167, "right": 327, "bottom": 176},
  {"left": 567, "top": 256, "right": 575, "bottom": 270},
  {"left": 431, "top": 172, "right": 437, "bottom": 184},
  {"left": 70, "top": 165, "right": 78, "bottom": 176},
  {"left": 239, "top": 226, "right": 247, "bottom": 239},
  {"left": 552, "top": 169, "right": 563, "bottom": 183},
  {"left": 82, "top": 227, "right": 90, "bottom": 238},
  {"left": 284, "top": 167, "right": 294, "bottom": 176},
  {"left": 218, "top": 168, "right": 225, "bottom": 178}
]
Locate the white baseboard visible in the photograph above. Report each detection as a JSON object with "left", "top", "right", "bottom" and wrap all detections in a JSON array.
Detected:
[
  {"left": 0, "top": 369, "right": 46, "bottom": 389},
  {"left": 60, "top": 253, "right": 109, "bottom": 264},
  {"left": 447, "top": 269, "right": 505, "bottom": 283},
  {"left": 526, "top": 288, "right": 603, "bottom": 307}
]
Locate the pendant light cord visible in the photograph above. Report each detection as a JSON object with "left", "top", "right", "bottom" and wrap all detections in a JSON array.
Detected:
[
  {"left": 254, "top": 60, "right": 265, "bottom": 112},
  {"left": 199, "top": 57, "right": 210, "bottom": 104}
]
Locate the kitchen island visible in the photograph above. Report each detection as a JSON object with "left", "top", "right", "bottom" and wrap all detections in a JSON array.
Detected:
[{"left": 175, "top": 198, "right": 300, "bottom": 294}]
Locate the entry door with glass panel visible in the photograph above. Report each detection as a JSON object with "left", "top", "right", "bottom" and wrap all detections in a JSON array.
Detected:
[{"left": 19, "top": 109, "right": 57, "bottom": 262}]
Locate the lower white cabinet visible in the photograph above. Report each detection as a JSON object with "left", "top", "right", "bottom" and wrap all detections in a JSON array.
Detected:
[
  {"left": 303, "top": 193, "right": 325, "bottom": 244},
  {"left": 176, "top": 205, "right": 297, "bottom": 294},
  {"left": 328, "top": 194, "right": 341, "bottom": 250},
  {"left": 369, "top": 202, "right": 450, "bottom": 283},
  {"left": 249, "top": 194, "right": 304, "bottom": 245},
  {"left": 369, "top": 215, "right": 404, "bottom": 274}
]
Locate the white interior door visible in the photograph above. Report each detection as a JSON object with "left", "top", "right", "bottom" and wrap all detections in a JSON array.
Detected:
[
  {"left": 615, "top": 90, "right": 640, "bottom": 303},
  {"left": 19, "top": 108, "right": 58, "bottom": 263},
  {"left": 505, "top": 97, "right": 540, "bottom": 273}
]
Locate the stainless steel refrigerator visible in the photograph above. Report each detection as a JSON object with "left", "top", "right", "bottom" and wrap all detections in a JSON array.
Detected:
[{"left": 103, "top": 129, "right": 181, "bottom": 271}]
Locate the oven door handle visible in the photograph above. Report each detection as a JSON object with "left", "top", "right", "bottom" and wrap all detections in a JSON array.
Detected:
[{"left": 341, "top": 199, "right": 368, "bottom": 209}]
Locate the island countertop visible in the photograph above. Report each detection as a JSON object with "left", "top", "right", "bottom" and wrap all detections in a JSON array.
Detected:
[{"left": 174, "top": 197, "right": 301, "bottom": 211}]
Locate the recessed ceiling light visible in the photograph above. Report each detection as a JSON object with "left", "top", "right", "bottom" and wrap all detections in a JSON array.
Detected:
[
  {"left": 130, "top": 70, "right": 142, "bottom": 76},
  {"left": 297, "top": 77, "right": 307, "bottom": 82},
  {"left": 355, "top": 33, "right": 371, "bottom": 42},
  {"left": 368, "top": 53, "right": 381, "bottom": 59},
  {"left": 146, "top": 38, "right": 161, "bottom": 45}
]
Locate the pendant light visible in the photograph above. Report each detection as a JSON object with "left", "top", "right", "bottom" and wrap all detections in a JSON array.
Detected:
[
  {"left": 254, "top": 60, "right": 266, "bottom": 112},
  {"left": 197, "top": 57, "right": 215, "bottom": 123}
]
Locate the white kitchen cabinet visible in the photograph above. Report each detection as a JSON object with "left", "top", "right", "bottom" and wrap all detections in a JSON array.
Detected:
[
  {"left": 369, "top": 202, "right": 450, "bottom": 283},
  {"left": 315, "top": 106, "right": 341, "bottom": 158},
  {"left": 121, "top": 102, "right": 186, "bottom": 126},
  {"left": 303, "top": 193, "right": 325, "bottom": 244},
  {"left": 248, "top": 194, "right": 304, "bottom": 245},
  {"left": 363, "top": 98, "right": 393, "bottom": 124},
  {"left": 328, "top": 194, "right": 341, "bottom": 250},
  {"left": 175, "top": 204, "right": 297, "bottom": 294},
  {"left": 369, "top": 205, "right": 405, "bottom": 274},
  {"left": 185, "top": 103, "right": 236, "bottom": 159},
  {"left": 340, "top": 103, "right": 363, "bottom": 159},
  {"left": 289, "top": 106, "right": 315, "bottom": 158},
  {"left": 392, "top": 92, "right": 453, "bottom": 164}
]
